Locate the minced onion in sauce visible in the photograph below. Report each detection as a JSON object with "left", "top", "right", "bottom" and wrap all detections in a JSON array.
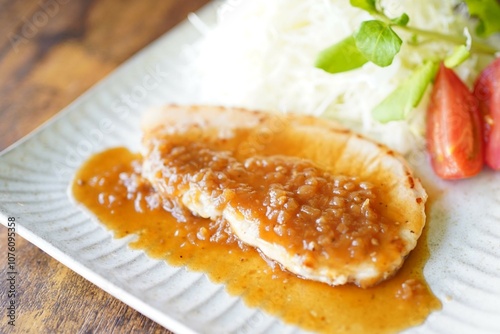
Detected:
[{"left": 72, "top": 147, "right": 441, "bottom": 334}]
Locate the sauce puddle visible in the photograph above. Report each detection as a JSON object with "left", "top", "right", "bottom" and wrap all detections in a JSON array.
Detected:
[{"left": 72, "top": 147, "right": 441, "bottom": 334}]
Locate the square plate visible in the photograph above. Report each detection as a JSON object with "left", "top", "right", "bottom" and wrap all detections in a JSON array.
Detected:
[{"left": 1, "top": 3, "right": 500, "bottom": 333}]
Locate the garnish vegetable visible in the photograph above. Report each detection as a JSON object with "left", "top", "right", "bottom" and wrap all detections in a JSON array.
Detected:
[
  {"left": 315, "top": 0, "right": 500, "bottom": 123},
  {"left": 427, "top": 63, "right": 484, "bottom": 179},
  {"left": 474, "top": 57, "right": 500, "bottom": 170}
]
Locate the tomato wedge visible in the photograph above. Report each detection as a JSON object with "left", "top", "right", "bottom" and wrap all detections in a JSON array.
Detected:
[
  {"left": 426, "top": 63, "right": 483, "bottom": 179},
  {"left": 474, "top": 57, "right": 500, "bottom": 170}
]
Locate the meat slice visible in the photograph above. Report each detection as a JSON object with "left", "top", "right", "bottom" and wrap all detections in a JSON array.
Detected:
[{"left": 141, "top": 105, "right": 427, "bottom": 288}]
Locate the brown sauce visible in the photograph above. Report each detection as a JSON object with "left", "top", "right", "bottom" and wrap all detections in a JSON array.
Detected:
[
  {"left": 144, "top": 137, "right": 406, "bottom": 288},
  {"left": 72, "top": 147, "right": 441, "bottom": 334}
]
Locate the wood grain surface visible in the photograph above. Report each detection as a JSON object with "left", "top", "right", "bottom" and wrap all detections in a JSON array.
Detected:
[{"left": 0, "top": 0, "right": 211, "bottom": 332}]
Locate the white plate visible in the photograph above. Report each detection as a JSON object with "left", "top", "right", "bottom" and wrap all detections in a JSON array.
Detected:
[{"left": 1, "top": 3, "right": 500, "bottom": 334}]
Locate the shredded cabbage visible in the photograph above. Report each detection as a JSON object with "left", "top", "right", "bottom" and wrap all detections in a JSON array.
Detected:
[{"left": 193, "top": 0, "right": 486, "bottom": 155}]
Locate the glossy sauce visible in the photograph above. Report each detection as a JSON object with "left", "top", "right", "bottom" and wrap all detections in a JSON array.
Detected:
[
  {"left": 72, "top": 147, "right": 441, "bottom": 334},
  {"left": 144, "top": 137, "right": 406, "bottom": 287}
]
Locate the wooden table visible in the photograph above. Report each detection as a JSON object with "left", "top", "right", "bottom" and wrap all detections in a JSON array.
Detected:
[{"left": 0, "top": 1, "right": 210, "bottom": 332}]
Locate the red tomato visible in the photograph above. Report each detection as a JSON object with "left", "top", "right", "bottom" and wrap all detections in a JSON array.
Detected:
[
  {"left": 474, "top": 57, "right": 500, "bottom": 170},
  {"left": 426, "top": 63, "right": 483, "bottom": 179}
]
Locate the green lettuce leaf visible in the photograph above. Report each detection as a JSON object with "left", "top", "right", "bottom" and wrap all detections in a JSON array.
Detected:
[
  {"left": 349, "top": 0, "right": 377, "bottom": 13},
  {"left": 354, "top": 20, "right": 402, "bottom": 67},
  {"left": 464, "top": 0, "right": 500, "bottom": 37},
  {"left": 372, "top": 61, "right": 438, "bottom": 123},
  {"left": 315, "top": 36, "right": 369, "bottom": 74}
]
